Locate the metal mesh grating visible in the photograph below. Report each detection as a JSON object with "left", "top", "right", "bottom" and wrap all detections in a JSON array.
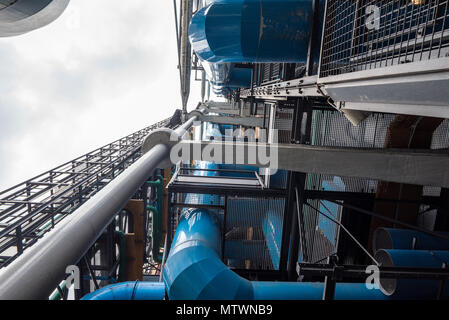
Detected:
[
  {"left": 0, "top": 118, "right": 170, "bottom": 268},
  {"left": 306, "top": 110, "right": 396, "bottom": 193},
  {"left": 299, "top": 110, "right": 448, "bottom": 262},
  {"left": 275, "top": 107, "right": 294, "bottom": 144},
  {"left": 224, "top": 197, "right": 285, "bottom": 270},
  {"left": 320, "top": 0, "right": 449, "bottom": 78},
  {"left": 430, "top": 118, "right": 449, "bottom": 150},
  {"left": 423, "top": 118, "right": 449, "bottom": 196},
  {"left": 300, "top": 110, "right": 393, "bottom": 263},
  {"left": 258, "top": 63, "right": 283, "bottom": 85},
  {"left": 301, "top": 200, "right": 344, "bottom": 263}
]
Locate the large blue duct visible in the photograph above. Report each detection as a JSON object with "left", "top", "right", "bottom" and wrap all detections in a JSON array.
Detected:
[
  {"left": 82, "top": 158, "right": 388, "bottom": 300},
  {"left": 252, "top": 282, "right": 387, "bottom": 300},
  {"left": 162, "top": 140, "right": 386, "bottom": 299},
  {"left": 81, "top": 281, "right": 165, "bottom": 300},
  {"left": 375, "top": 249, "right": 449, "bottom": 299},
  {"left": 204, "top": 62, "right": 252, "bottom": 89},
  {"left": 83, "top": 122, "right": 389, "bottom": 300},
  {"left": 162, "top": 167, "right": 387, "bottom": 299},
  {"left": 189, "top": 0, "right": 320, "bottom": 63},
  {"left": 373, "top": 228, "right": 449, "bottom": 252}
]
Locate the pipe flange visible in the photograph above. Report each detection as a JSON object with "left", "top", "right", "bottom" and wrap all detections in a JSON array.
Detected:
[
  {"left": 187, "top": 110, "right": 204, "bottom": 120},
  {"left": 141, "top": 128, "right": 181, "bottom": 168}
]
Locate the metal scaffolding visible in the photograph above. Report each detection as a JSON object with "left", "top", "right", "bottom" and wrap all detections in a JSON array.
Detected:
[{"left": 0, "top": 118, "right": 170, "bottom": 269}]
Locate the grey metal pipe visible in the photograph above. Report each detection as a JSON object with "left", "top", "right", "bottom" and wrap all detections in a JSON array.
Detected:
[
  {"left": 180, "top": 0, "right": 193, "bottom": 118},
  {"left": 0, "top": 119, "right": 197, "bottom": 300},
  {"left": 0, "top": 0, "right": 70, "bottom": 37}
]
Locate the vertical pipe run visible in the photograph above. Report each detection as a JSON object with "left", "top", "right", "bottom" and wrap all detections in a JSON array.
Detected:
[{"left": 180, "top": 0, "right": 193, "bottom": 118}]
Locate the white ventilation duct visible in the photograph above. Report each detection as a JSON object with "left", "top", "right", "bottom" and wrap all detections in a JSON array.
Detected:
[{"left": 0, "top": 0, "right": 70, "bottom": 37}]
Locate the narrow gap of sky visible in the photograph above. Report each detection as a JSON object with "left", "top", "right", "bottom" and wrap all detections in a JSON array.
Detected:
[{"left": 0, "top": 0, "right": 216, "bottom": 190}]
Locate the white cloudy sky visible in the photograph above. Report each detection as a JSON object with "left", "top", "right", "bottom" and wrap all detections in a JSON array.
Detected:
[{"left": 0, "top": 1, "right": 210, "bottom": 190}]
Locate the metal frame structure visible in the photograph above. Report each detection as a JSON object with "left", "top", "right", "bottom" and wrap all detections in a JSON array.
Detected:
[
  {"left": 238, "top": 0, "right": 449, "bottom": 119},
  {"left": 0, "top": 0, "right": 448, "bottom": 301},
  {"left": 0, "top": 119, "right": 170, "bottom": 269}
]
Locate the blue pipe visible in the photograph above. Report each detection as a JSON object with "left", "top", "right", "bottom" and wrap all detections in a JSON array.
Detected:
[
  {"left": 162, "top": 182, "right": 386, "bottom": 299},
  {"left": 373, "top": 228, "right": 449, "bottom": 252},
  {"left": 81, "top": 281, "right": 165, "bottom": 300},
  {"left": 162, "top": 123, "right": 385, "bottom": 300},
  {"left": 83, "top": 123, "right": 387, "bottom": 300},
  {"left": 375, "top": 249, "right": 449, "bottom": 299},
  {"left": 83, "top": 159, "right": 386, "bottom": 300},
  {"left": 262, "top": 211, "right": 283, "bottom": 270},
  {"left": 252, "top": 282, "right": 387, "bottom": 300},
  {"left": 189, "top": 0, "right": 321, "bottom": 63},
  {"left": 204, "top": 62, "right": 252, "bottom": 89}
]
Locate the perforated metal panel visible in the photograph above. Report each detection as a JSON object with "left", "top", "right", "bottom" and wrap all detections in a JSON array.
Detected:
[
  {"left": 298, "top": 110, "right": 448, "bottom": 263},
  {"left": 307, "top": 110, "right": 395, "bottom": 194}
]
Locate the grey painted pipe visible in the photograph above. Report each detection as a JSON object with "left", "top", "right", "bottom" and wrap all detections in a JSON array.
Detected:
[
  {"left": 0, "top": 0, "right": 70, "bottom": 37},
  {"left": 0, "top": 118, "right": 197, "bottom": 300}
]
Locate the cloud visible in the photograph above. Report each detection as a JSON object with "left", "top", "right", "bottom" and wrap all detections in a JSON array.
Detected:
[{"left": 0, "top": 0, "right": 213, "bottom": 190}]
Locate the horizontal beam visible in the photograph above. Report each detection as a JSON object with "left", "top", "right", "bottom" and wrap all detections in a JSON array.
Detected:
[
  {"left": 204, "top": 108, "right": 241, "bottom": 115},
  {"left": 173, "top": 140, "right": 449, "bottom": 187},
  {"left": 168, "top": 183, "right": 286, "bottom": 198},
  {"left": 201, "top": 115, "right": 264, "bottom": 127}
]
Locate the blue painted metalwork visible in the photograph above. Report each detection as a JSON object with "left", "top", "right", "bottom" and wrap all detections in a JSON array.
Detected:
[
  {"left": 252, "top": 282, "right": 386, "bottom": 300},
  {"left": 163, "top": 174, "right": 386, "bottom": 299},
  {"left": 84, "top": 158, "right": 388, "bottom": 300},
  {"left": 376, "top": 249, "right": 449, "bottom": 299},
  {"left": 81, "top": 281, "right": 165, "bottom": 300},
  {"left": 318, "top": 177, "right": 345, "bottom": 246},
  {"left": 203, "top": 62, "right": 252, "bottom": 91},
  {"left": 374, "top": 228, "right": 449, "bottom": 252},
  {"left": 189, "top": 0, "right": 318, "bottom": 63},
  {"left": 262, "top": 210, "right": 284, "bottom": 270}
]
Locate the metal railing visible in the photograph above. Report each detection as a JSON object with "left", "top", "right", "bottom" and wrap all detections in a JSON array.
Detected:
[{"left": 0, "top": 118, "right": 170, "bottom": 268}]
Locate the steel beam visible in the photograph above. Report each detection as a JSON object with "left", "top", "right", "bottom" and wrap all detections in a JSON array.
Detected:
[
  {"left": 198, "top": 114, "right": 292, "bottom": 129},
  {"left": 175, "top": 140, "right": 449, "bottom": 187},
  {"left": 321, "top": 57, "right": 449, "bottom": 119},
  {"left": 201, "top": 114, "right": 264, "bottom": 127}
]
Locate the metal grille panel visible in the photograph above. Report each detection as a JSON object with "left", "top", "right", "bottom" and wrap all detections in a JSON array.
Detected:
[
  {"left": 224, "top": 197, "right": 285, "bottom": 270},
  {"left": 307, "top": 110, "right": 395, "bottom": 193},
  {"left": 301, "top": 200, "right": 343, "bottom": 263},
  {"left": 320, "top": 0, "right": 449, "bottom": 78},
  {"left": 259, "top": 63, "right": 283, "bottom": 85},
  {"left": 299, "top": 110, "right": 448, "bottom": 262}
]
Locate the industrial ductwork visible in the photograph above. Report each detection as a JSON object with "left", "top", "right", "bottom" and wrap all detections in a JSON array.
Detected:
[
  {"left": 0, "top": 0, "right": 70, "bottom": 37},
  {"left": 83, "top": 124, "right": 388, "bottom": 301},
  {"left": 189, "top": 0, "right": 321, "bottom": 63}
]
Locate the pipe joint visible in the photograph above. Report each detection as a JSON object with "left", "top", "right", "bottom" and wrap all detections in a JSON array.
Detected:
[
  {"left": 187, "top": 110, "right": 205, "bottom": 120},
  {"left": 141, "top": 128, "right": 181, "bottom": 168}
]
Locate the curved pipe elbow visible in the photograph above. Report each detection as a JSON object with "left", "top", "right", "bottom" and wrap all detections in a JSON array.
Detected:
[{"left": 163, "top": 209, "right": 254, "bottom": 300}]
